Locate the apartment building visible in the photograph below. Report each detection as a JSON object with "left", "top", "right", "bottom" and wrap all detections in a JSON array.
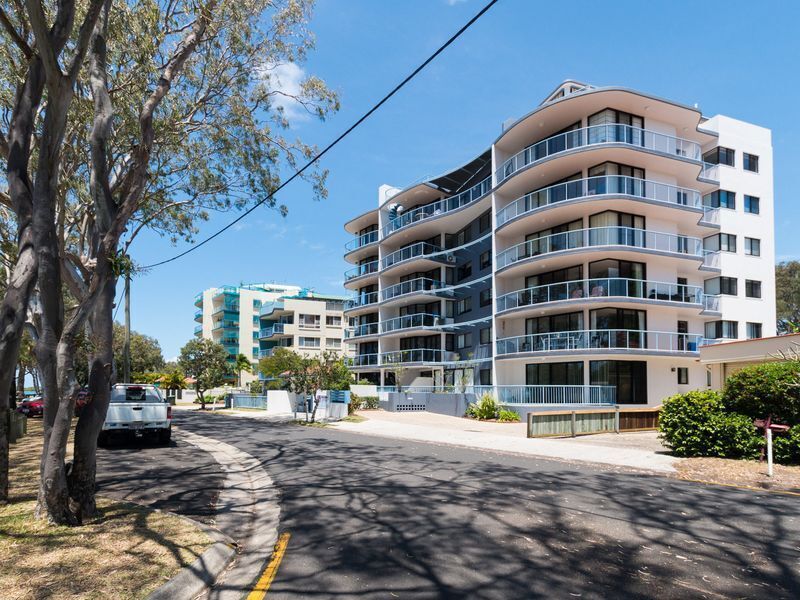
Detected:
[
  {"left": 194, "top": 283, "right": 302, "bottom": 384},
  {"left": 257, "top": 291, "right": 352, "bottom": 361},
  {"left": 342, "top": 81, "right": 775, "bottom": 406}
]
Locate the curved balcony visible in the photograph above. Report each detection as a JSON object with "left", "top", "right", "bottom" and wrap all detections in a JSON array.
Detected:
[
  {"left": 260, "top": 300, "right": 285, "bottom": 317},
  {"left": 496, "top": 329, "right": 703, "bottom": 358},
  {"left": 212, "top": 301, "right": 239, "bottom": 315},
  {"left": 380, "top": 277, "right": 452, "bottom": 303},
  {"left": 344, "top": 322, "right": 379, "bottom": 339},
  {"left": 344, "top": 291, "right": 379, "bottom": 313},
  {"left": 193, "top": 324, "right": 203, "bottom": 336},
  {"left": 380, "top": 242, "right": 445, "bottom": 273},
  {"left": 346, "top": 353, "right": 379, "bottom": 368},
  {"left": 381, "top": 348, "right": 453, "bottom": 366},
  {"left": 496, "top": 226, "right": 706, "bottom": 272},
  {"left": 194, "top": 309, "right": 203, "bottom": 322},
  {"left": 344, "top": 260, "right": 379, "bottom": 283},
  {"left": 381, "top": 175, "right": 491, "bottom": 239},
  {"left": 496, "top": 175, "right": 711, "bottom": 230},
  {"left": 212, "top": 319, "right": 239, "bottom": 331},
  {"left": 496, "top": 278, "right": 710, "bottom": 314},
  {"left": 259, "top": 323, "right": 286, "bottom": 339},
  {"left": 497, "top": 124, "right": 702, "bottom": 186},
  {"left": 381, "top": 313, "right": 445, "bottom": 335},
  {"left": 194, "top": 293, "right": 203, "bottom": 307},
  {"left": 345, "top": 230, "right": 379, "bottom": 253}
]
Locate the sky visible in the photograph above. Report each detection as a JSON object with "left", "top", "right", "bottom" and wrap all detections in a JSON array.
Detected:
[{"left": 128, "top": 0, "right": 800, "bottom": 360}]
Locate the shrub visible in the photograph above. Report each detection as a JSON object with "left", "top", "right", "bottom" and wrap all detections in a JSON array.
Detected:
[
  {"left": 773, "top": 427, "right": 800, "bottom": 464},
  {"left": 498, "top": 409, "right": 520, "bottom": 423},
  {"left": 722, "top": 362, "right": 800, "bottom": 425},
  {"left": 348, "top": 393, "right": 379, "bottom": 414},
  {"left": 465, "top": 393, "right": 500, "bottom": 420},
  {"left": 659, "top": 390, "right": 761, "bottom": 459}
]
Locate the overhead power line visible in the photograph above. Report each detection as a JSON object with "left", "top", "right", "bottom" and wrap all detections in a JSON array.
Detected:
[{"left": 143, "top": 0, "right": 499, "bottom": 269}]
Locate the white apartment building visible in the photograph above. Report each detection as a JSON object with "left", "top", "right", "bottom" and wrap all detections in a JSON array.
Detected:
[{"left": 342, "top": 81, "right": 775, "bottom": 406}]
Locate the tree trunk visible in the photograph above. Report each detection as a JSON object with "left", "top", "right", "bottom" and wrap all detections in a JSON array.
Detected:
[
  {"left": 68, "top": 276, "right": 115, "bottom": 519},
  {"left": 16, "top": 366, "right": 25, "bottom": 401}
]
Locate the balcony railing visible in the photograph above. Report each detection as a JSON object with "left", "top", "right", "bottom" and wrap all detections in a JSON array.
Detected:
[
  {"left": 380, "top": 277, "right": 451, "bottom": 302},
  {"left": 259, "top": 348, "right": 276, "bottom": 359},
  {"left": 381, "top": 348, "right": 453, "bottom": 365},
  {"left": 381, "top": 313, "right": 443, "bottom": 333},
  {"left": 194, "top": 324, "right": 202, "bottom": 335},
  {"left": 382, "top": 175, "right": 492, "bottom": 238},
  {"left": 346, "top": 353, "right": 379, "bottom": 367},
  {"left": 194, "top": 309, "right": 203, "bottom": 322},
  {"left": 194, "top": 293, "right": 203, "bottom": 307},
  {"left": 496, "top": 278, "right": 705, "bottom": 312},
  {"left": 496, "top": 226, "right": 704, "bottom": 270},
  {"left": 345, "top": 323, "right": 379, "bottom": 339},
  {"left": 381, "top": 242, "right": 443, "bottom": 271},
  {"left": 344, "top": 291, "right": 379, "bottom": 310},
  {"left": 700, "top": 162, "right": 719, "bottom": 181},
  {"left": 497, "top": 176, "right": 703, "bottom": 227},
  {"left": 497, "top": 124, "right": 702, "bottom": 184},
  {"left": 259, "top": 323, "right": 286, "bottom": 338},
  {"left": 260, "top": 300, "right": 285, "bottom": 316},
  {"left": 212, "top": 319, "right": 239, "bottom": 330},
  {"left": 345, "top": 229, "right": 379, "bottom": 252},
  {"left": 496, "top": 329, "right": 703, "bottom": 356},
  {"left": 344, "top": 260, "right": 379, "bottom": 281},
  {"left": 212, "top": 302, "right": 239, "bottom": 315},
  {"left": 212, "top": 285, "right": 240, "bottom": 299},
  {"left": 496, "top": 385, "right": 616, "bottom": 405}
]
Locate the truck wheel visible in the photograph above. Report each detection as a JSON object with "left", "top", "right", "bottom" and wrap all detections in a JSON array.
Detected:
[{"left": 158, "top": 428, "right": 172, "bottom": 445}]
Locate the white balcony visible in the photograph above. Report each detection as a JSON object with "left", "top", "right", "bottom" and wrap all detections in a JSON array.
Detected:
[{"left": 496, "top": 329, "right": 703, "bottom": 357}]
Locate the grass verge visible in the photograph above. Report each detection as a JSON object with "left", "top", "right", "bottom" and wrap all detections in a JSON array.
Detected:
[
  {"left": 0, "top": 420, "right": 211, "bottom": 599},
  {"left": 675, "top": 456, "right": 800, "bottom": 493}
]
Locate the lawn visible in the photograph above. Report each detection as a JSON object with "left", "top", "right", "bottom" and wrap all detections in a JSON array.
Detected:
[{"left": 0, "top": 420, "right": 211, "bottom": 599}]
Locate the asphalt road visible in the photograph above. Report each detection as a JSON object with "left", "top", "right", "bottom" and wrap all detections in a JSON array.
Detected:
[{"left": 98, "top": 412, "right": 800, "bottom": 599}]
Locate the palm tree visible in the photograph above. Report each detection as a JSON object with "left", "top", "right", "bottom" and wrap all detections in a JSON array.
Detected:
[{"left": 234, "top": 353, "right": 253, "bottom": 389}]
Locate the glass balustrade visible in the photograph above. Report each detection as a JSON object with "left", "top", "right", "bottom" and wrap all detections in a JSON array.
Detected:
[
  {"left": 380, "top": 348, "right": 446, "bottom": 364},
  {"left": 381, "top": 313, "right": 442, "bottom": 333},
  {"left": 497, "top": 124, "right": 703, "bottom": 184},
  {"left": 497, "top": 175, "right": 702, "bottom": 227},
  {"left": 380, "top": 277, "right": 449, "bottom": 302},
  {"left": 381, "top": 242, "right": 443, "bottom": 270},
  {"left": 346, "top": 354, "right": 379, "bottom": 367},
  {"left": 344, "top": 323, "right": 379, "bottom": 339},
  {"left": 344, "top": 291, "right": 379, "bottom": 310},
  {"left": 344, "top": 260, "right": 379, "bottom": 281},
  {"left": 496, "top": 278, "right": 704, "bottom": 312},
  {"left": 496, "top": 329, "right": 703, "bottom": 356},
  {"left": 345, "top": 230, "right": 379, "bottom": 252}
]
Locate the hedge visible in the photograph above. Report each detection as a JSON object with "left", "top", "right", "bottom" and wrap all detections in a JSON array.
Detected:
[{"left": 722, "top": 362, "right": 800, "bottom": 425}]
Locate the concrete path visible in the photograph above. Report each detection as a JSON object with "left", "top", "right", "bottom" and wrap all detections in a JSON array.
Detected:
[{"left": 330, "top": 410, "right": 679, "bottom": 472}]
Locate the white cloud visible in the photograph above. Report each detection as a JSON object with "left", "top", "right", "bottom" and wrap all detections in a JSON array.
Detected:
[
  {"left": 446, "top": 0, "right": 468, "bottom": 5},
  {"left": 263, "top": 62, "right": 310, "bottom": 122}
]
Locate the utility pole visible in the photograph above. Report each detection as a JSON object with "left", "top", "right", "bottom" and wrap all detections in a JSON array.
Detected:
[{"left": 123, "top": 270, "right": 131, "bottom": 383}]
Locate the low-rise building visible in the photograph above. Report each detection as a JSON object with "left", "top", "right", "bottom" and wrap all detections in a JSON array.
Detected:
[{"left": 699, "top": 333, "right": 800, "bottom": 389}]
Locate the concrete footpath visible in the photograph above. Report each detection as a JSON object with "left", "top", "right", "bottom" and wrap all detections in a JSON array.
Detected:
[{"left": 330, "top": 410, "right": 679, "bottom": 472}]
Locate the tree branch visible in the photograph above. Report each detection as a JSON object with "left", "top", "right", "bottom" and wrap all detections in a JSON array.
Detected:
[{"left": 0, "top": 6, "right": 32, "bottom": 58}]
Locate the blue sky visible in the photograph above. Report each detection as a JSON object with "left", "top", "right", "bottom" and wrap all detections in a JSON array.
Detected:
[{"left": 129, "top": 0, "right": 800, "bottom": 360}]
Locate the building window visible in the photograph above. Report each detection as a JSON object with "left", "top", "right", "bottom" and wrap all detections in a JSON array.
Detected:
[
  {"left": 252, "top": 316, "right": 259, "bottom": 326},
  {"left": 744, "top": 237, "right": 761, "bottom": 256},
  {"left": 589, "top": 360, "right": 648, "bottom": 404},
  {"left": 702, "top": 190, "right": 735, "bottom": 209},
  {"left": 744, "top": 195, "right": 760, "bottom": 214},
  {"left": 479, "top": 288, "right": 492, "bottom": 307},
  {"left": 705, "top": 276, "right": 737, "bottom": 296},
  {"left": 326, "top": 338, "right": 342, "bottom": 349},
  {"left": 703, "top": 233, "right": 737, "bottom": 253},
  {"left": 478, "top": 211, "right": 491, "bottom": 233},
  {"left": 743, "top": 153, "right": 759, "bottom": 173},
  {"left": 705, "top": 320, "right": 738, "bottom": 340},
  {"left": 703, "top": 146, "right": 735, "bottom": 167},
  {"left": 746, "top": 322, "right": 762, "bottom": 339},
  {"left": 253, "top": 299, "right": 262, "bottom": 310},
  {"left": 479, "top": 250, "right": 491, "bottom": 270},
  {"left": 527, "top": 361, "right": 584, "bottom": 386},
  {"left": 456, "top": 297, "right": 472, "bottom": 315},
  {"left": 479, "top": 326, "right": 492, "bottom": 345},
  {"left": 677, "top": 367, "right": 688, "bottom": 385},
  {"left": 299, "top": 337, "right": 320, "bottom": 347},
  {"left": 479, "top": 368, "right": 492, "bottom": 385},
  {"left": 326, "top": 315, "right": 342, "bottom": 327},
  {"left": 456, "top": 333, "right": 472, "bottom": 349},
  {"left": 299, "top": 314, "right": 320, "bottom": 329},
  {"left": 457, "top": 261, "right": 472, "bottom": 282},
  {"left": 745, "top": 279, "right": 762, "bottom": 298}
]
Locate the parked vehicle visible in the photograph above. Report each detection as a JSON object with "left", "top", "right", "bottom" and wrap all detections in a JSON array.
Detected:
[
  {"left": 17, "top": 396, "right": 44, "bottom": 418},
  {"left": 98, "top": 384, "right": 172, "bottom": 446}
]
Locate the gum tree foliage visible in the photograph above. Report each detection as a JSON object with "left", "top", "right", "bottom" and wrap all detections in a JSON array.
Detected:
[
  {"left": 178, "top": 337, "right": 229, "bottom": 410},
  {"left": 0, "top": 0, "right": 338, "bottom": 520},
  {"left": 775, "top": 261, "right": 800, "bottom": 333}
]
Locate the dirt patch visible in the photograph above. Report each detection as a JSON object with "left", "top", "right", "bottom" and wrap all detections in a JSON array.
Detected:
[
  {"left": 0, "top": 420, "right": 211, "bottom": 599},
  {"left": 675, "top": 456, "right": 800, "bottom": 493}
]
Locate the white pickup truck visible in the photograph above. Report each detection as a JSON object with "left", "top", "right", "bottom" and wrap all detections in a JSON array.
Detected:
[{"left": 98, "top": 384, "right": 172, "bottom": 446}]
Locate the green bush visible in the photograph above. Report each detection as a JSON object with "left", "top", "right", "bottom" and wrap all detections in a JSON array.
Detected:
[
  {"left": 659, "top": 390, "right": 761, "bottom": 459},
  {"left": 774, "top": 427, "right": 800, "bottom": 464},
  {"left": 722, "top": 362, "right": 800, "bottom": 425},
  {"left": 348, "top": 393, "right": 379, "bottom": 415},
  {"left": 465, "top": 393, "right": 501, "bottom": 420},
  {"left": 498, "top": 409, "right": 520, "bottom": 422}
]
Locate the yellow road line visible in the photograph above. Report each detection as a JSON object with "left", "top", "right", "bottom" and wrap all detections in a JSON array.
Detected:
[{"left": 247, "top": 532, "right": 291, "bottom": 600}]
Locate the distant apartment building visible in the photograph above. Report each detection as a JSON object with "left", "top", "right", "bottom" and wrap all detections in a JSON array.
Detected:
[{"left": 342, "top": 81, "right": 775, "bottom": 406}]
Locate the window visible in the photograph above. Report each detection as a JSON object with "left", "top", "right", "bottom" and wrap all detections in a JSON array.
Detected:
[
  {"left": 456, "top": 297, "right": 472, "bottom": 315},
  {"left": 703, "top": 233, "right": 737, "bottom": 253},
  {"left": 326, "top": 338, "right": 342, "bottom": 349},
  {"left": 253, "top": 299, "right": 262, "bottom": 310},
  {"left": 705, "top": 320, "right": 738, "bottom": 339},
  {"left": 479, "top": 250, "right": 491, "bottom": 270},
  {"left": 744, "top": 237, "right": 761, "bottom": 256},
  {"left": 478, "top": 211, "right": 491, "bottom": 233},
  {"left": 479, "top": 288, "right": 492, "bottom": 307},
  {"left": 326, "top": 315, "right": 342, "bottom": 327},
  {"left": 744, "top": 195, "right": 760, "bottom": 214},
  {"left": 677, "top": 367, "right": 688, "bottom": 385},
  {"left": 479, "top": 369, "right": 492, "bottom": 385},
  {"left": 702, "top": 190, "right": 736, "bottom": 209},
  {"left": 457, "top": 261, "right": 472, "bottom": 282},
  {"left": 299, "top": 336, "right": 320, "bottom": 347},
  {"left": 299, "top": 314, "right": 320, "bottom": 329},
  {"left": 746, "top": 279, "right": 762, "bottom": 298},
  {"left": 527, "top": 361, "right": 584, "bottom": 386},
  {"left": 479, "top": 326, "right": 492, "bottom": 345},
  {"left": 703, "top": 146, "right": 735, "bottom": 167},
  {"left": 743, "top": 153, "right": 759, "bottom": 173},
  {"left": 456, "top": 333, "right": 472, "bottom": 349},
  {"left": 746, "top": 322, "right": 762, "bottom": 339},
  {"left": 446, "top": 225, "right": 471, "bottom": 249},
  {"left": 589, "top": 360, "right": 648, "bottom": 404},
  {"left": 252, "top": 316, "right": 259, "bottom": 326},
  {"left": 705, "top": 277, "right": 738, "bottom": 296}
]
